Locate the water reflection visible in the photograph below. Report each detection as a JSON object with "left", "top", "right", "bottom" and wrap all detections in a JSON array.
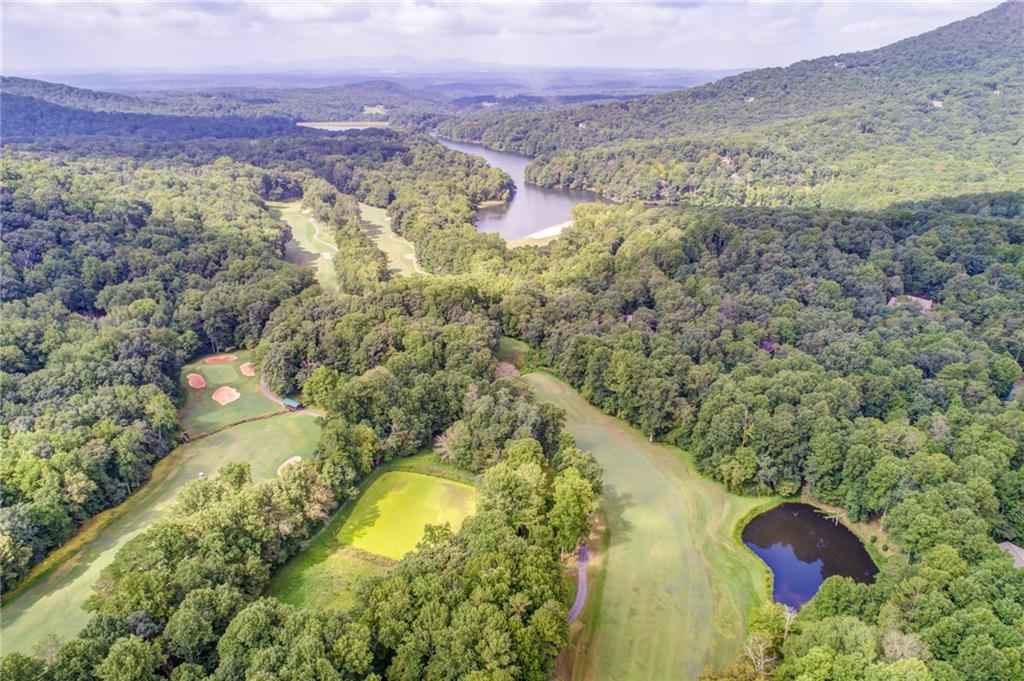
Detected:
[
  {"left": 437, "top": 138, "right": 598, "bottom": 240},
  {"left": 742, "top": 502, "right": 878, "bottom": 608}
]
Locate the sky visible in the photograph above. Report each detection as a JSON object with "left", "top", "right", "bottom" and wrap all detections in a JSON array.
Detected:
[{"left": 2, "top": 1, "right": 1003, "bottom": 74}]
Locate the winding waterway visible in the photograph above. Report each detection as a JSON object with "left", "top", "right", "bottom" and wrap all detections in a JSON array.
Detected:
[
  {"left": 742, "top": 502, "right": 878, "bottom": 608},
  {"left": 437, "top": 138, "right": 598, "bottom": 241}
]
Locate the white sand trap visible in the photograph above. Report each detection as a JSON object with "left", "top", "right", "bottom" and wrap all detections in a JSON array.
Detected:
[
  {"left": 239, "top": 362, "right": 257, "bottom": 377},
  {"left": 277, "top": 456, "right": 302, "bottom": 476},
  {"left": 186, "top": 373, "right": 207, "bottom": 389},
  {"left": 211, "top": 386, "right": 241, "bottom": 405}
]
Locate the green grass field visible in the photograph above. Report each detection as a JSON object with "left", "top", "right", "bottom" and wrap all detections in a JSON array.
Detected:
[
  {"left": 340, "top": 471, "right": 476, "bottom": 558},
  {"left": 271, "top": 200, "right": 340, "bottom": 291},
  {"left": 525, "top": 373, "right": 776, "bottom": 681},
  {"left": 1, "top": 413, "right": 320, "bottom": 655},
  {"left": 269, "top": 454, "right": 475, "bottom": 612},
  {"left": 358, "top": 203, "right": 422, "bottom": 277},
  {"left": 179, "top": 351, "right": 279, "bottom": 435}
]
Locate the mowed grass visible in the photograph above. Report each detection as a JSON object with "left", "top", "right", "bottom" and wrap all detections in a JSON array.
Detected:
[
  {"left": 270, "top": 200, "right": 340, "bottom": 292},
  {"left": 269, "top": 454, "right": 476, "bottom": 612},
  {"left": 525, "top": 373, "right": 776, "bottom": 681},
  {"left": 340, "top": 472, "right": 476, "bottom": 559},
  {"left": 359, "top": 203, "right": 422, "bottom": 277},
  {"left": 1, "top": 414, "right": 321, "bottom": 655},
  {"left": 179, "top": 351, "right": 278, "bottom": 435}
]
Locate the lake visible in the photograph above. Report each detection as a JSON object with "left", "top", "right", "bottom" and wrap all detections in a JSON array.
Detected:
[
  {"left": 742, "top": 502, "right": 878, "bottom": 608},
  {"left": 437, "top": 138, "right": 598, "bottom": 241}
]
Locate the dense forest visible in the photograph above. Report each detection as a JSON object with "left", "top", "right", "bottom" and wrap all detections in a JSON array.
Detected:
[
  {"left": 2, "top": 3, "right": 1023, "bottom": 680},
  {"left": 438, "top": 3, "right": 1023, "bottom": 210},
  {"left": 0, "top": 127, "right": 512, "bottom": 588},
  {"left": 494, "top": 195, "right": 1024, "bottom": 679},
  {"left": 0, "top": 155, "right": 312, "bottom": 587}
]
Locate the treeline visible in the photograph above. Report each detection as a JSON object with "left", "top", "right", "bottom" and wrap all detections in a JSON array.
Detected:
[
  {"left": 437, "top": 3, "right": 1022, "bottom": 211},
  {"left": 13, "top": 130, "right": 514, "bottom": 274},
  {"left": 1, "top": 278, "right": 601, "bottom": 680},
  {"left": 0, "top": 154, "right": 313, "bottom": 589},
  {"left": 0, "top": 94, "right": 308, "bottom": 143},
  {"left": 494, "top": 196, "right": 1024, "bottom": 679}
]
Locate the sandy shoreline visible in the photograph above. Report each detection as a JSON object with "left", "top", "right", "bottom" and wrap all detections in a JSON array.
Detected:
[{"left": 507, "top": 220, "right": 573, "bottom": 248}]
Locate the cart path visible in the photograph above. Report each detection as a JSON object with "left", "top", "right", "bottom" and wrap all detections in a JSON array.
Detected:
[
  {"left": 259, "top": 375, "right": 325, "bottom": 417},
  {"left": 568, "top": 545, "right": 589, "bottom": 622},
  {"left": 525, "top": 372, "right": 772, "bottom": 681}
]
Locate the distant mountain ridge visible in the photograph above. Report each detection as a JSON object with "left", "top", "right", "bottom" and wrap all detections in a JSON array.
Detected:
[
  {"left": 436, "top": 2, "right": 1023, "bottom": 210},
  {"left": 438, "top": 1, "right": 1022, "bottom": 154}
]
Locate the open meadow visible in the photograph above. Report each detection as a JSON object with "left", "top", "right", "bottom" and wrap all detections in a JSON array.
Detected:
[{"left": 525, "top": 373, "right": 776, "bottom": 681}]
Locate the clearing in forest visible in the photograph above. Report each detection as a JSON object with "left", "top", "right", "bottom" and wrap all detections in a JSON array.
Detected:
[
  {"left": 525, "top": 372, "right": 776, "bottom": 681},
  {"left": 0, "top": 414, "right": 320, "bottom": 656},
  {"left": 358, "top": 203, "right": 422, "bottom": 276},
  {"left": 179, "top": 351, "right": 277, "bottom": 435},
  {"left": 339, "top": 471, "right": 476, "bottom": 559},
  {"left": 271, "top": 200, "right": 340, "bottom": 292},
  {"left": 269, "top": 455, "right": 475, "bottom": 611}
]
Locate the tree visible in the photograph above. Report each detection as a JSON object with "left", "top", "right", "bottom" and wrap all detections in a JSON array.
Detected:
[
  {"left": 550, "top": 467, "right": 596, "bottom": 555},
  {"left": 95, "top": 636, "right": 163, "bottom": 681}
]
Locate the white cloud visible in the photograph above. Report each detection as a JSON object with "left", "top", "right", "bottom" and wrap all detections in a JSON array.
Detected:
[{"left": 0, "top": 1, "right": 1002, "bottom": 74}]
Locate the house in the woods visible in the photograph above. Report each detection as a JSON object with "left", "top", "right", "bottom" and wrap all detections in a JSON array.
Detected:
[
  {"left": 998, "top": 541, "right": 1024, "bottom": 568},
  {"left": 886, "top": 295, "right": 934, "bottom": 313}
]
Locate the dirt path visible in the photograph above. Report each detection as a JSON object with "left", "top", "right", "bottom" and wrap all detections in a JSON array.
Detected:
[{"left": 567, "top": 545, "right": 589, "bottom": 622}]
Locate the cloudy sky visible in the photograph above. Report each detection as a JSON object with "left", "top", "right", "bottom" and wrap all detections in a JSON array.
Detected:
[{"left": 2, "top": 1, "right": 1002, "bottom": 74}]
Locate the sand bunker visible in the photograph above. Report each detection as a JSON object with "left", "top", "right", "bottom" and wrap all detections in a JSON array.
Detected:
[
  {"left": 239, "top": 362, "right": 257, "bottom": 377},
  {"left": 277, "top": 456, "right": 302, "bottom": 476},
  {"left": 205, "top": 354, "right": 238, "bottom": 364},
  {"left": 211, "top": 386, "right": 241, "bottom": 405},
  {"left": 186, "top": 373, "right": 207, "bottom": 389}
]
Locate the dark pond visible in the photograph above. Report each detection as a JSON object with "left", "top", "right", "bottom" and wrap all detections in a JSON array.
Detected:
[
  {"left": 742, "top": 502, "right": 878, "bottom": 608},
  {"left": 437, "top": 138, "right": 598, "bottom": 241}
]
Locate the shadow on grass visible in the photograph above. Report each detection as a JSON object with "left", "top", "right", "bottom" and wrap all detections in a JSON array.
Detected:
[
  {"left": 601, "top": 486, "right": 634, "bottom": 548},
  {"left": 336, "top": 498, "right": 383, "bottom": 546}
]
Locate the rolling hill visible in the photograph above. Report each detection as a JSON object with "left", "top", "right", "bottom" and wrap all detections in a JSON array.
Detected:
[{"left": 437, "top": 2, "right": 1023, "bottom": 209}]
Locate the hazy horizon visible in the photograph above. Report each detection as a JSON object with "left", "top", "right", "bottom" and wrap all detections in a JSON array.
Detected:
[{"left": 3, "top": 1, "right": 1001, "bottom": 77}]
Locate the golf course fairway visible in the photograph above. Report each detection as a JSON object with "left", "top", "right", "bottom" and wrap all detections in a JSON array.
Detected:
[
  {"left": 1, "top": 414, "right": 320, "bottom": 655},
  {"left": 524, "top": 373, "right": 774, "bottom": 681},
  {"left": 359, "top": 203, "right": 422, "bottom": 277},
  {"left": 272, "top": 200, "right": 340, "bottom": 291}
]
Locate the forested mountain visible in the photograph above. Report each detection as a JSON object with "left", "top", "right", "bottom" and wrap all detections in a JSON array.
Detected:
[
  {"left": 0, "top": 75, "right": 643, "bottom": 136},
  {"left": 438, "top": 2, "right": 1023, "bottom": 209},
  {"left": 1, "top": 3, "right": 1022, "bottom": 680}
]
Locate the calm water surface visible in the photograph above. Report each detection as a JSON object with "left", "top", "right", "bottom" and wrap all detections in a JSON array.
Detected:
[
  {"left": 437, "top": 138, "right": 598, "bottom": 240},
  {"left": 742, "top": 502, "right": 878, "bottom": 608}
]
